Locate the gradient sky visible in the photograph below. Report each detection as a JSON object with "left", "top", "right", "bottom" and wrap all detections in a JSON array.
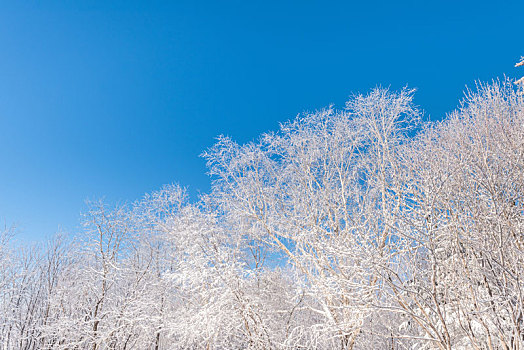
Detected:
[{"left": 0, "top": 1, "right": 522, "bottom": 241}]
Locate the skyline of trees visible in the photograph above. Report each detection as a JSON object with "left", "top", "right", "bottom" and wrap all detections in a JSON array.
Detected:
[{"left": 1, "top": 74, "right": 523, "bottom": 349}]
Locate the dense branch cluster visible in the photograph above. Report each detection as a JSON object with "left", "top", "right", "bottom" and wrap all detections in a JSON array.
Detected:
[{"left": 1, "top": 79, "right": 523, "bottom": 349}]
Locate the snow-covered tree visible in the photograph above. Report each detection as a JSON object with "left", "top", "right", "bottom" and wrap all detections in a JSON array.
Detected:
[{"left": 204, "top": 87, "right": 420, "bottom": 349}]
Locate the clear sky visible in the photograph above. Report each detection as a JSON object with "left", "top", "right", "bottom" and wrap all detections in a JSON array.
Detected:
[{"left": 0, "top": 1, "right": 522, "bottom": 241}]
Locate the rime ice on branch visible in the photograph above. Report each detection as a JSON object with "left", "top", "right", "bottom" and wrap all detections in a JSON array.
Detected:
[{"left": 516, "top": 56, "right": 524, "bottom": 85}]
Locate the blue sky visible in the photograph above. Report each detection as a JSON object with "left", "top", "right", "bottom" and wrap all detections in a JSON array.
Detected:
[{"left": 0, "top": 1, "right": 522, "bottom": 241}]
